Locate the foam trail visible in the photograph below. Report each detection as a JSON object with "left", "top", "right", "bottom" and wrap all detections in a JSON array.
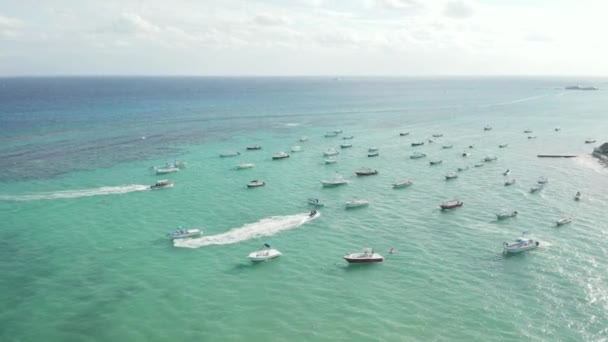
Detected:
[
  {"left": 479, "top": 94, "right": 550, "bottom": 108},
  {"left": 0, "top": 184, "right": 151, "bottom": 201},
  {"left": 573, "top": 154, "right": 608, "bottom": 175},
  {"left": 174, "top": 212, "right": 321, "bottom": 248}
]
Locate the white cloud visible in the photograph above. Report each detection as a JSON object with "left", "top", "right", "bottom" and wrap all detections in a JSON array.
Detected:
[
  {"left": 443, "top": 1, "right": 474, "bottom": 18},
  {"left": 0, "top": 14, "right": 25, "bottom": 39},
  {"left": 112, "top": 13, "right": 161, "bottom": 35},
  {"left": 373, "top": 0, "right": 424, "bottom": 10},
  {"left": 253, "top": 13, "right": 290, "bottom": 26}
]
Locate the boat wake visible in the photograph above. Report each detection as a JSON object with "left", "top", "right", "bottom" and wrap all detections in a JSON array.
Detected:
[
  {"left": 479, "top": 94, "right": 551, "bottom": 108},
  {"left": 574, "top": 154, "right": 608, "bottom": 175},
  {"left": 0, "top": 184, "right": 151, "bottom": 201},
  {"left": 173, "top": 212, "right": 321, "bottom": 248}
]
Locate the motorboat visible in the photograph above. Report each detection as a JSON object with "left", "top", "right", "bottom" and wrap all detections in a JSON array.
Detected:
[
  {"left": 368, "top": 147, "right": 379, "bottom": 152},
  {"left": 556, "top": 217, "right": 573, "bottom": 226},
  {"left": 248, "top": 244, "right": 281, "bottom": 262},
  {"left": 236, "top": 163, "right": 255, "bottom": 169},
  {"left": 247, "top": 180, "right": 266, "bottom": 188},
  {"left": 554, "top": 127, "right": 561, "bottom": 132},
  {"left": 340, "top": 143, "right": 353, "bottom": 148},
  {"left": 462, "top": 152, "right": 471, "bottom": 157},
  {"left": 484, "top": 156, "right": 497, "bottom": 162},
  {"left": 300, "top": 136, "right": 309, "bottom": 142},
  {"left": 504, "top": 179, "right": 516, "bottom": 186},
  {"left": 155, "top": 166, "right": 179, "bottom": 174},
  {"left": 574, "top": 192, "right": 582, "bottom": 201},
  {"left": 246, "top": 145, "right": 262, "bottom": 150},
  {"left": 503, "top": 169, "right": 510, "bottom": 176},
  {"left": 355, "top": 168, "right": 378, "bottom": 176},
  {"left": 325, "top": 131, "right": 339, "bottom": 137},
  {"left": 291, "top": 146, "right": 302, "bottom": 152},
  {"left": 530, "top": 184, "right": 544, "bottom": 193},
  {"left": 499, "top": 144, "right": 508, "bottom": 148},
  {"left": 537, "top": 176, "right": 548, "bottom": 184},
  {"left": 528, "top": 135, "right": 537, "bottom": 139},
  {"left": 393, "top": 179, "right": 413, "bottom": 188},
  {"left": 308, "top": 198, "right": 324, "bottom": 207},
  {"left": 368, "top": 152, "right": 379, "bottom": 157},
  {"left": 323, "top": 148, "right": 340, "bottom": 156},
  {"left": 411, "top": 141, "right": 425, "bottom": 146},
  {"left": 474, "top": 163, "right": 484, "bottom": 168},
  {"left": 440, "top": 200, "right": 463, "bottom": 210},
  {"left": 457, "top": 166, "right": 469, "bottom": 172},
  {"left": 429, "top": 160, "right": 442, "bottom": 165},
  {"left": 433, "top": 133, "right": 443, "bottom": 138},
  {"left": 166, "top": 226, "right": 202, "bottom": 239},
  {"left": 445, "top": 172, "right": 458, "bottom": 180},
  {"left": 344, "top": 248, "right": 384, "bottom": 263},
  {"left": 220, "top": 151, "right": 241, "bottom": 157},
  {"left": 503, "top": 234, "right": 539, "bottom": 254},
  {"left": 324, "top": 157, "right": 337, "bottom": 164},
  {"left": 333, "top": 129, "right": 343, "bottom": 134},
  {"left": 342, "top": 135, "right": 354, "bottom": 140},
  {"left": 524, "top": 130, "right": 533, "bottom": 133},
  {"left": 345, "top": 199, "right": 369, "bottom": 209},
  {"left": 442, "top": 144, "right": 453, "bottom": 149},
  {"left": 410, "top": 152, "right": 426, "bottom": 159},
  {"left": 496, "top": 210, "right": 518, "bottom": 220},
  {"left": 321, "top": 175, "right": 349, "bottom": 187},
  {"left": 272, "top": 152, "right": 290, "bottom": 160},
  {"left": 399, "top": 132, "right": 410, "bottom": 136},
  {"left": 468, "top": 145, "right": 474, "bottom": 149},
  {"left": 585, "top": 139, "right": 597, "bottom": 144},
  {"left": 150, "top": 180, "right": 174, "bottom": 190},
  {"left": 484, "top": 125, "right": 492, "bottom": 131}
]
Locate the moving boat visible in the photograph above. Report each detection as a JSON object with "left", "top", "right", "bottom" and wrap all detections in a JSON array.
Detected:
[
  {"left": 503, "top": 234, "right": 539, "bottom": 254},
  {"left": 530, "top": 184, "right": 544, "bottom": 193},
  {"left": 300, "top": 136, "right": 309, "bottom": 142},
  {"left": 499, "top": 144, "right": 508, "bottom": 148},
  {"left": 484, "top": 156, "right": 497, "bottom": 162},
  {"left": 166, "top": 226, "right": 202, "bottom": 239},
  {"left": 325, "top": 131, "right": 339, "bottom": 137},
  {"left": 368, "top": 147, "right": 379, "bottom": 152},
  {"left": 504, "top": 179, "right": 516, "bottom": 186},
  {"left": 368, "top": 152, "right": 379, "bottom": 157},
  {"left": 393, "top": 179, "right": 413, "bottom": 188},
  {"left": 442, "top": 144, "right": 453, "bottom": 149},
  {"left": 433, "top": 133, "right": 443, "bottom": 138},
  {"left": 344, "top": 248, "right": 384, "bottom": 263},
  {"left": 410, "top": 152, "right": 426, "bottom": 159},
  {"left": 484, "top": 125, "right": 492, "bottom": 131},
  {"left": 272, "top": 152, "right": 290, "bottom": 160},
  {"left": 445, "top": 172, "right": 458, "bottom": 180},
  {"left": 342, "top": 135, "right": 354, "bottom": 140},
  {"left": 503, "top": 169, "right": 510, "bottom": 176},
  {"left": 236, "top": 163, "right": 255, "bottom": 169},
  {"left": 340, "top": 143, "right": 352, "bottom": 148},
  {"left": 355, "top": 168, "right": 378, "bottom": 176},
  {"left": 323, "top": 148, "right": 340, "bottom": 156},
  {"left": 150, "top": 180, "right": 174, "bottom": 190},
  {"left": 462, "top": 152, "right": 471, "bottom": 157},
  {"left": 496, "top": 210, "right": 518, "bottom": 220},
  {"left": 220, "top": 151, "right": 241, "bottom": 157},
  {"left": 585, "top": 139, "right": 597, "bottom": 144},
  {"left": 246, "top": 145, "right": 262, "bottom": 150},
  {"left": 345, "top": 199, "right": 369, "bottom": 209},
  {"left": 291, "top": 146, "right": 302, "bottom": 152},
  {"left": 440, "top": 200, "right": 463, "bottom": 210},
  {"left": 324, "top": 157, "right": 338, "bottom": 164},
  {"left": 556, "top": 217, "right": 573, "bottom": 226},
  {"left": 411, "top": 141, "right": 425, "bottom": 146},
  {"left": 574, "top": 192, "right": 582, "bottom": 201},
  {"left": 247, "top": 180, "right": 266, "bottom": 188},
  {"left": 528, "top": 135, "right": 537, "bottom": 139},
  {"left": 321, "top": 175, "right": 349, "bottom": 187},
  {"left": 155, "top": 166, "right": 179, "bottom": 174},
  {"left": 537, "top": 176, "right": 548, "bottom": 184},
  {"left": 429, "top": 160, "right": 442, "bottom": 165},
  {"left": 524, "top": 130, "right": 533, "bottom": 133},
  {"left": 308, "top": 198, "right": 324, "bottom": 207},
  {"left": 248, "top": 244, "right": 281, "bottom": 262},
  {"left": 399, "top": 132, "right": 410, "bottom": 136}
]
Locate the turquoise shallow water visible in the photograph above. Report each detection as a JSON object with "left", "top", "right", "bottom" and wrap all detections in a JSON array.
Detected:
[{"left": 1, "top": 77, "right": 608, "bottom": 341}]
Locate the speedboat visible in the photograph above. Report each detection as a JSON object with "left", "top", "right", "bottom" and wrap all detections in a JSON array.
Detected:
[
  {"left": 503, "top": 234, "right": 539, "bottom": 254},
  {"left": 457, "top": 166, "right": 469, "bottom": 172},
  {"left": 321, "top": 175, "right": 349, "bottom": 187},
  {"left": 474, "top": 163, "right": 484, "bottom": 168},
  {"left": 411, "top": 141, "right": 425, "bottom": 146},
  {"left": 342, "top": 135, "right": 354, "bottom": 140},
  {"left": 496, "top": 210, "right": 518, "bottom": 220},
  {"left": 345, "top": 199, "right": 369, "bottom": 209},
  {"left": 442, "top": 144, "right": 453, "bottom": 149},
  {"left": 291, "top": 146, "right": 302, "bottom": 152},
  {"left": 433, "top": 133, "right": 443, "bottom": 138},
  {"left": 462, "top": 152, "right": 471, "bottom": 157},
  {"left": 247, "top": 180, "right": 266, "bottom": 188},
  {"left": 155, "top": 166, "right": 179, "bottom": 174},
  {"left": 355, "top": 168, "right": 378, "bottom": 176},
  {"left": 246, "top": 145, "right": 262, "bottom": 150},
  {"left": 393, "top": 179, "right": 413, "bottom": 188},
  {"left": 445, "top": 172, "right": 458, "bottom": 180},
  {"left": 325, "top": 131, "right": 338, "bottom": 137},
  {"left": 537, "top": 176, "right": 548, "bottom": 184},
  {"left": 340, "top": 143, "right": 352, "bottom": 148},
  {"left": 272, "top": 152, "right": 290, "bottom": 160},
  {"left": 499, "top": 144, "right": 508, "bottom": 148},
  {"left": 399, "top": 132, "right": 410, "bottom": 136},
  {"left": 236, "top": 163, "right": 255, "bottom": 169},
  {"left": 220, "top": 151, "right": 241, "bottom": 157},
  {"left": 410, "top": 152, "right": 426, "bottom": 159},
  {"left": 248, "top": 244, "right": 281, "bottom": 262},
  {"left": 574, "top": 192, "right": 582, "bottom": 201},
  {"left": 308, "top": 198, "right": 324, "bottom": 207},
  {"left": 166, "top": 226, "right": 202, "bottom": 239},
  {"left": 324, "top": 157, "right": 337, "bottom": 164},
  {"left": 503, "top": 169, "right": 510, "bottom": 176},
  {"left": 300, "top": 136, "right": 309, "bottom": 142},
  {"left": 368, "top": 147, "right": 379, "bottom": 152},
  {"left": 440, "top": 200, "right": 463, "bottom": 210},
  {"left": 323, "top": 148, "right": 340, "bottom": 156},
  {"left": 150, "top": 180, "right": 174, "bottom": 190},
  {"left": 484, "top": 125, "right": 492, "bottom": 131},
  {"left": 556, "top": 217, "right": 573, "bottom": 226},
  {"left": 484, "top": 156, "right": 497, "bottom": 162},
  {"left": 523, "top": 130, "right": 533, "bottom": 134},
  {"left": 530, "top": 184, "right": 544, "bottom": 193},
  {"left": 528, "top": 135, "right": 537, "bottom": 139},
  {"left": 429, "top": 160, "right": 442, "bottom": 165},
  {"left": 585, "top": 139, "right": 597, "bottom": 144},
  {"left": 344, "top": 248, "right": 383, "bottom": 263},
  {"left": 368, "top": 152, "right": 379, "bottom": 157},
  {"left": 504, "top": 179, "right": 516, "bottom": 186}
]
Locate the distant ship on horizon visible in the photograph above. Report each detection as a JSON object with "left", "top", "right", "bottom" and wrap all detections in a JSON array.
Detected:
[{"left": 565, "top": 85, "right": 598, "bottom": 90}]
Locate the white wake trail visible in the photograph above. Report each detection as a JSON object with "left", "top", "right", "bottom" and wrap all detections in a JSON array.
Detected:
[
  {"left": 173, "top": 212, "right": 321, "bottom": 248},
  {"left": 0, "top": 184, "right": 151, "bottom": 201}
]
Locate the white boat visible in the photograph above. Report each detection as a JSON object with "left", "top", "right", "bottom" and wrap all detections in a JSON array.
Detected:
[
  {"left": 504, "top": 179, "right": 516, "bottom": 186},
  {"left": 499, "top": 144, "right": 508, "bottom": 148},
  {"left": 429, "top": 160, "right": 442, "bottom": 165},
  {"left": 484, "top": 156, "right": 497, "bottom": 162},
  {"left": 503, "top": 169, "right": 510, "bottom": 176},
  {"left": 321, "top": 175, "right": 349, "bottom": 187},
  {"left": 556, "top": 217, "right": 573, "bottom": 226},
  {"left": 272, "top": 152, "right": 290, "bottom": 160},
  {"left": 484, "top": 125, "right": 492, "bottom": 131},
  {"left": 323, "top": 148, "right": 340, "bottom": 156},
  {"left": 325, "top": 131, "right": 338, "bottom": 137},
  {"left": 291, "top": 145, "right": 302, "bottom": 152},
  {"left": 411, "top": 141, "right": 425, "bottom": 146},
  {"left": 220, "top": 151, "right": 241, "bottom": 157},
  {"left": 530, "top": 184, "right": 544, "bottom": 193},
  {"left": 246, "top": 145, "right": 262, "bottom": 150},
  {"left": 368, "top": 152, "right": 379, "bottom": 157},
  {"left": 172, "top": 160, "right": 187, "bottom": 168},
  {"left": 300, "top": 136, "right": 309, "bottom": 142},
  {"left": 440, "top": 200, "right": 463, "bottom": 210},
  {"left": 166, "top": 226, "right": 202, "bottom": 239},
  {"left": 410, "top": 152, "right": 426, "bottom": 159},
  {"left": 574, "top": 192, "right": 582, "bottom": 201},
  {"left": 340, "top": 143, "right": 352, "bottom": 148},
  {"left": 345, "top": 199, "right": 369, "bottom": 209},
  {"left": 324, "top": 157, "right": 337, "bottom": 164},
  {"left": 445, "top": 172, "right": 458, "bottom": 180},
  {"left": 248, "top": 244, "right": 281, "bottom": 262},
  {"left": 368, "top": 147, "right": 379, "bottom": 152},
  {"left": 528, "top": 135, "right": 537, "bottom": 139},
  {"left": 150, "top": 180, "right": 174, "bottom": 190},
  {"left": 236, "top": 163, "right": 255, "bottom": 169},
  {"left": 344, "top": 248, "right": 384, "bottom": 263},
  {"left": 155, "top": 166, "right": 179, "bottom": 174},
  {"left": 537, "top": 176, "right": 548, "bottom": 184},
  {"left": 342, "top": 135, "right": 354, "bottom": 140},
  {"left": 462, "top": 152, "right": 471, "bottom": 157},
  {"left": 503, "top": 234, "right": 539, "bottom": 254},
  {"left": 496, "top": 210, "right": 518, "bottom": 220},
  {"left": 355, "top": 168, "right": 378, "bottom": 176},
  {"left": 333, "top": 129, "right": 343, "bottom": 134},
  {"left": 247, "top": 180, "right": 265, "bottom": 188},
  {"left": 307, "top": 198, "right": 324, "bottom": 207},
  {"left": 393, "top": 179, "right": 412, "bottom": 188},
  {"left": 433, "top": 133, "right": 443, "bottom": 138},
  {"left": 442, "top": 144, "right": 453, "bottom": 149}
]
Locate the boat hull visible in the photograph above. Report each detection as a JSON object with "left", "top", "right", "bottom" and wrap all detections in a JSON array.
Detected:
[{"left": 248, "top": 249, "right": 282, "bottom": 261}]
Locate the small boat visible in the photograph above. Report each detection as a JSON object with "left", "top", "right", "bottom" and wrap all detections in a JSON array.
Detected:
[
  {"left": 291, "top": 146, "right": 302, "bottom": 152},
  {"left": 307, "top": 198, "right": 324, "bottom": 207},
  {"left": 556, "top": 217, "right": 573, "bottom": 226},
  {"left": 530, "top": 184, "right": 544, "bottom": 193},
  {"left": 272, "top": 152, "right": 290, "bottom": 160},
  {"left": 368, "top": 147, "right": 379, "bottom": 152},
  {"left": 344, "top": 248, "right": 383, "bottom": 263},
  {"left": 246, "top": 145, "right": 262, "bottom": 150},
  {"left": 429, "top": 160, "right": 442, "bottom": 165},
  {"left": 393, "top": 179, "right": 413, "bottom": 188},
  {"left": 462, "top": 152, "right": 471, "bottom": 157},
  {"left": 324, "top": 157, "right": 337, "bottom": 164},
  {"left": 484, "top": 125, "right": 492, "bottom": 131},
  {"left": 445, "top": 172, "right": 458, "bottom": 180},
  {"left": 440, "top": 200, "right": 463, "bottom": 210},
  {"left": 248, "top": 244, "right": 281, "bottom": 262},
  {"left": 457, "top": 166, "right": 469, "bottom": 172},
  {"left": 323, "top": 148, "right": 340, "bottom": 156},
  {"left": 247, "top": 180, "right": 266, "bottom": 188},
  {"left": 340, "top": 143, "right": 352, "bottom": 148},
  {"left": 537, "top": 176, "right": 548, "bottom": 184},
  {"left": 484, "top": 156, "right": 497, "bottom": 162},
  {"left": 150, "top": 179, "right": 174, "bottom": 190},
  {"left": 528, "top": 135, "right": 537, "bottom": 139},
  {"left": 585, "top": 139, "right": 597, "bottom": 144},
  {"left": 524, "top": 130, "right": 533, "bottom": 133},
  {"left": 428, "top": 139, "right": 435, "bottom": 143},
  {"left": 411, "top": 141, "right": 425, "bottom": 146},
  {"left": 172, "top": 161, "right": 187, "bottom": 168},
  {"left": 474, "top": 163, "right": 484, "bottom": 168},
  {"left": 499, "top": 144, "right": 508, "bottom": 148},
  {"left": 503, "top": 233, "right": 539, "bottom": 254},
  {"left": 574, "top": 192, "right": 582, "bottom": 201},
  {"left": 410, "top": 152, "right": 426, "bottom": 159},
  {"left": 321, "top": 175, "right": 349, "bottom": 187},
  {"left": 333, "top": 129, "right": 343, "bottom": 134},
  {"left": 300, "top": 136, "right": 309, "bottom": 142},
  {"left": 503, "top": 169, "right": 511, "bottom": 176},
  {"left": 220, "top": 151, "right": 241, "bottom": 158},
  {"left": 496, "top": 210, "right": 518, "bottom": 220},
  {"left": 554, "top": 127, "right": 561, "bottom": 131},
  {"left": 345, "top": 199, "right": 369, "bottom": 209},
  {"left": 433, "top": 133, "right": 443, "bottom": 138},
  {"left": 324, "top": 131, "right": 339, "bottom": 137},
  {"left": 504, "top": 179, "right": 516, "bottom": 186},
  {"left": 166, "top": 226, "right": 202, "bottom": 239},
  {"left": 236, "top": 163, "right": 255, "bottom": 169},
  {"left": 355, "top": 168, "right": 378, "bottom": 176},
  {"left": 155, "top": 166, "right": 179, "bottom": 174},
  {"left": 368, "top": 152, "right": 379, "bottom": 157},
  {"left": 442, "top": 144, "right": 453, "bottom": 149},
  {"left": 468, "top": 145, "right": 474, "bottom": 149},
  {"left": 342, "top": 135, "right": 354, "bottom": 140},
  {"left": 399, "top": 132, "right": 410, "bottom": 136}
]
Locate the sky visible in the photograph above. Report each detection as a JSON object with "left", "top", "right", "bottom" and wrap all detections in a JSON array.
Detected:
[{"left": 0, "top": 0, "right": 607, "bottom": 76}]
